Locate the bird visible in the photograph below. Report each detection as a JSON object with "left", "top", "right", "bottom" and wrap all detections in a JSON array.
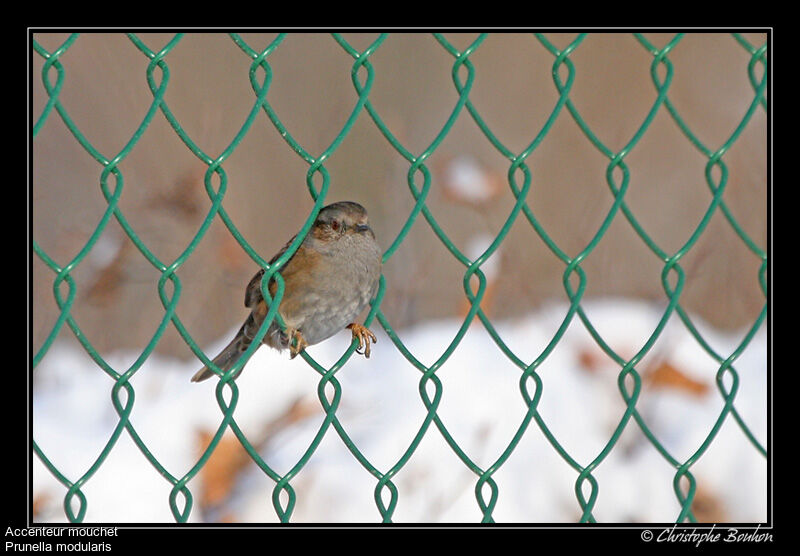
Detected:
[{"left": 191, "top": 201, "right": 382, "bottom": 383}]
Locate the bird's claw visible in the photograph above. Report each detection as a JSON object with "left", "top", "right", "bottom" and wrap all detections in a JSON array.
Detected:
[
  {"left": 347, "top": 323, "right": 377, "bottom": 358},
  {"left": 288, "top": 329, "right": 308, "bottom": 359}
]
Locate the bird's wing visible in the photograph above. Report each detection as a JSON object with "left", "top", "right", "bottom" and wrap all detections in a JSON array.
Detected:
[{"left": 244, "top": 232, "right": 300, "bottom": 308}]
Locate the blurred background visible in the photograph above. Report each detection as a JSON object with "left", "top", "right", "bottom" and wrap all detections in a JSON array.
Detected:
[
  {"left": 32, "top": 32, "right": 767, "bottom": 358},
  {"left": 31, "top": 32, "right": 768, "bottom": 523}
]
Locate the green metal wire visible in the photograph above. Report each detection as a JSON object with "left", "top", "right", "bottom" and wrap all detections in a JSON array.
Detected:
[{"left": 32, "top": 32, "right": 768, "bottom": 524}]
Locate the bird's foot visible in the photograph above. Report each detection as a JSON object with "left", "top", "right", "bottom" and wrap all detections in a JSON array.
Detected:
[
  {"left": 288, "top": 328, "right": 308, "bottom": 359},
  {"left": 347, "top": 323, "right": 377, "bottom": 358}
]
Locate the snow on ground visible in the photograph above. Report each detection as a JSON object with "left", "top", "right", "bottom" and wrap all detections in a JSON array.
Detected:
[{"left": 32, "top": 299, "right": 768, "bottom": 523}]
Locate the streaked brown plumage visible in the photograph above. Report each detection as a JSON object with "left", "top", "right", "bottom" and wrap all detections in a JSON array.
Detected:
[{"left": 191, "top": 201, "right": 382, "bottom": 383}]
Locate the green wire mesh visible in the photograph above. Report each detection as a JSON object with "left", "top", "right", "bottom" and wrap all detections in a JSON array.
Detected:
[{"left": 32, "top": 32, "right": 768, "bottom": 524}]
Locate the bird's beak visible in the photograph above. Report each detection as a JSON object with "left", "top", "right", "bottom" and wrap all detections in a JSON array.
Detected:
[{"left": 355, "top": 224, "right": 371, "bottom": 233}]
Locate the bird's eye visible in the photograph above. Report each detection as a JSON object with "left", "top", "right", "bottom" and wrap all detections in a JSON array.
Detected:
[{"left": 330, "top": 220, "right": 340, "bottom": 231}]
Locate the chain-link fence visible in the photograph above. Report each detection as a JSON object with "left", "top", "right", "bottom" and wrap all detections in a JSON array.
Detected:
[{"left": 31, "top": 32, "right": 768, "bottom": 523}]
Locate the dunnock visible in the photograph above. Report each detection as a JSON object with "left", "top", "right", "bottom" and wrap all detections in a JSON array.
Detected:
[{"left": 191, "top": 201, "right": 382, "bottom": 382}]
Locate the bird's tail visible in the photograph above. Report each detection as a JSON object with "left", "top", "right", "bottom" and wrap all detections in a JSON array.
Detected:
[{"left": 191, "top": 325, "right": 250, "bottom": 383}]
